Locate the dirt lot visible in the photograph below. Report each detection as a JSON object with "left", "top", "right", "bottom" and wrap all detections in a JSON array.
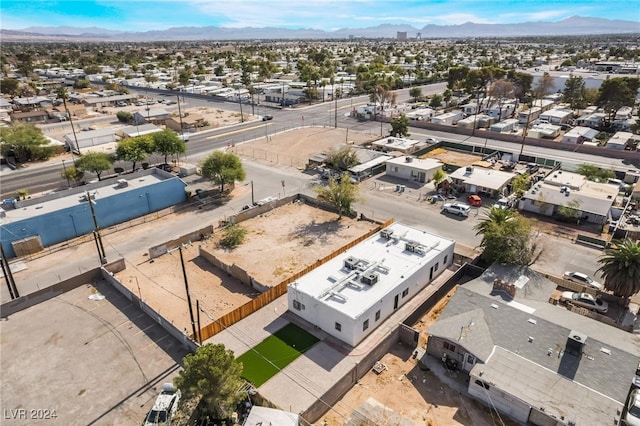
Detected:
[
  {"left": 116, "top": 202, "right": 377, "bottom": 332},
  {"left": 234, "top": 126, "right": 379, "bottom": 169}
]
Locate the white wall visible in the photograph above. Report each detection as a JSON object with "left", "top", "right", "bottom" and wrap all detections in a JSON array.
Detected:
[
  {"left": 468, "top": 374, "right": 531, "bottom": 423},
  {"left": 288, "top": 244, "right": 454, "bottom": 346}
]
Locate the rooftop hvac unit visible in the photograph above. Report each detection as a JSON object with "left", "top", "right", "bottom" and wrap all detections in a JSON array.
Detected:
[
  {"left": 361, "top": 272, "right": 379, "bottom": 285},
  {"left": 566, "top": 330, "right": 587, "bottom": 357},
  {"left": 380, "top": 229, "right": 394, "bottom": 239},
  {"left": 405, "top": 156, "right": 413, "bottom": 162},
  {"left": 344, "top": 256, "right": 359, "bottom": 270},
  {"left": 405, "top": 241, "right": 418, "bottom": 252},
  {"left": 466, "top": 166, "right": 473, "bottom": 173}
]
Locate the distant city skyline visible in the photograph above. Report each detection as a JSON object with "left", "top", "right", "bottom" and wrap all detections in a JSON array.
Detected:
[{"left": 1, "top": 0, "right": 638, "bottom": 33}]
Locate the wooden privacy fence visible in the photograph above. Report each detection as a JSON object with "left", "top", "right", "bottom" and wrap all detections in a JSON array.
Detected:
[{"left": 196, "top": 218, "right": 395, "bottom": 341}]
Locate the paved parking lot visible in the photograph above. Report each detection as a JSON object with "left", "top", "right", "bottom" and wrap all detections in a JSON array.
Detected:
[{"left": 0, "top": 280, "right": 189, "bottom": 425}]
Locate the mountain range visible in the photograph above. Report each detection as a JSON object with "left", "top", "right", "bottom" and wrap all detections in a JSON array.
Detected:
[{"left": 2, "top": 16, "right": 639, "bottom": 42}]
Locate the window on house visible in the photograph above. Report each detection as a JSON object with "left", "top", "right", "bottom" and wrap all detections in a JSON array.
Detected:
[
  {"left": 434, "top": 262, "right": 439, "bottom": 272},
  {"left": 335, "top": 322, "right": 341, "bottom": 332},
  {"left": 444, "top": 255, "right": 448, "bottom": 265},
  {"left": 443, "top": 341, "right": 456, "bottom": 352},
  {"left": 293, "top": 300, "right": 301, "bottom": 310},
  {"left": 402, "top": 288, "right": 409, "bottom": 298},
  {"left": 375, "top": 310, "right": 381, "bottom": 321},
  {"left": 363, "top": 319, "right": 369, "bottom": 331}
]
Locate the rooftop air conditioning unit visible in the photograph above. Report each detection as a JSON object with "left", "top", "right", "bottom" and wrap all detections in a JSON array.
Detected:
[
  {"left": 531, "top": 190, "right": 537, "bottom": 195},
  {"left": 361, "top": 272, "right": 379, "bottom": 285},
  {"left": 405, "top": 156, "right": 413, "bottom": 162},
  {"left": 466, "top": 166, "right": 473, "bottom": 173},
  {"left": 405, "top": 241, "right": 417, "bottom": 252},
  {"left": 344, "top": 256, "right": 359, "bottom": 270},
  {"left": 381, "top": 229, "right": 394, "bottom": 239}
]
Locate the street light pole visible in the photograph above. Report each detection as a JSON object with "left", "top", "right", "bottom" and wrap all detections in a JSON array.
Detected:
[{"left": 62, "top": 159, "right": 70, "bottom": 188}]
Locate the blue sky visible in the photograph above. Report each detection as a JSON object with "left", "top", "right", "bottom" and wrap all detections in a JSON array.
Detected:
[{"left": 1, "top": 0, "right": 638, "bottom": 32}]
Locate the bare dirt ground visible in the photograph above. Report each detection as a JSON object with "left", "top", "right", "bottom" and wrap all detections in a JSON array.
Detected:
[
  {"left": 322, "top": 287, "right": 520, "bottom": 426},
  {"left": 234, "top": 126, "right": 379, "bottom": 169},
  {"left": 116, "top": 202, "right": 377, "bottom": 332}
]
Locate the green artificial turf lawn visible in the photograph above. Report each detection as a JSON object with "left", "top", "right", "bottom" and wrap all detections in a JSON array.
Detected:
[{"left": 237, "top": 323, "right": 319, "bottom": 387}]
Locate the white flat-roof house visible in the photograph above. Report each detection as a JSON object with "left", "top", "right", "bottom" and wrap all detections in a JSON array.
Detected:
[
  {"left": 606, "top": 131, "right": 634, "bottom": 150},
  {"left": 561, "top": 126, "right": 598, "bottom": 144},
  {"left": 287, "top": 223, "right": 455, "bottom": 347},
  {"left": 431, "top": 111, "right": 463, "bottom": 126},
  {"left": 449, "top": 166, "right": 516, "bottom": 197},
  {"left": 520, "top": 170, "right": 619, "bottom": 224},
  {"left": 518, "top": 107, "right": 542, "bottom": 125},
  {"left": 385, "top": 156, "right": 443, "bottom": 183},
  {"left": 370, "top": 136, "right": 426, "bottom": 154},
  {"left": 539, "top": 108, "right": 573, "bottom": 125}
]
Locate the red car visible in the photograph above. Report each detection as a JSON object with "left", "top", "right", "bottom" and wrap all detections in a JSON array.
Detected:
[{"left": 466, "top": 195, "right": 482, "bottom": 207}]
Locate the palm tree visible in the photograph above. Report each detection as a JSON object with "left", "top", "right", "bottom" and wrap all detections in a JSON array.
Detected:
[
  {"left": 597, "top": 239, "right": 640, "bottom": 298},
  {"left": 474, "top": 207, "right": 533, "bottom": 265}
]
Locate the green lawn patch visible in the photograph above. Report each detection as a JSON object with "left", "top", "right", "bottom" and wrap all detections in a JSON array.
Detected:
[{"left": 236, "top": 323, "right": 319, "bottom": 387}]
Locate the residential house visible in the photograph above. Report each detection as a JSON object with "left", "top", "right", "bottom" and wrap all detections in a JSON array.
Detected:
[
  {"left": 426, "top": 264, "right": 639, "bottom": 426},
  {"left": 606, "top": 131, "right": 634, "bottom": 150},
  {"left": 384, "top": 156, "right": 443, "bottom": 183},
  {"left": 520, "top": 170, "right": 619, "bottom": 224},
  {"left": 132, "top": 108, "right": 170, "bottom": 125},
  {"left": 370, "top": 136, "right": 426, "bottom": 155},
  {"left": 518, "top": 106, "right": 542, "bottom": 126},
  {"left": 64, "top": 126, "right": 120, "bottom": 152},
  {"left": 288, "top": 222, "right": 455, "bottom": 347},
  {"left": 561, "top": 126, "right": 598, "bottom": 144},
  {"left": 431, "top": 111, "right": 463, "bottom": 126},
  {"left": 577, "top": 112, "right": 606, "bottom": 129},
  {"left": 538, "top": 108, "right": 573, "bottom": 125},
  {"left": 457, "top": 114, "right": 494, "bottom": 130},
  {"left": 485, "top": 103, "right": 515, "bottom": 121},
  {"left": 527, "top": 123, "right": 561, "bottom": 139},
  {"left": 448, "top": 166, "right": 516, "bottom": 197},
  {"left": 10, "top": 110, "right": 49, "bottom": 124},
  {"left": 489, "top": 119, "right": 519, "bottom": 134}
]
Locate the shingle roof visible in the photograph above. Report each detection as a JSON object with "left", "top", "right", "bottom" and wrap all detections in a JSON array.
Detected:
[{"left": 427, "top": 265, "right": 640, "bottom": 404}]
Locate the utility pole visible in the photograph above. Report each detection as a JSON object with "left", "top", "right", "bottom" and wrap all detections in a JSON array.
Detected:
[
  {"left": 87, "top": 191, "right": 106, "bottom": 264},
  {"left": 238, "top": 88, "right": 244, "bottom": 123},
  {"left": 178, "top": 245, "right": 198, "bottom": 340},
  {"left": 334, "top": 89, "right": 338, "bottom": 129},
  {"left": 0, "top": 244, "right": 19, "bottom": 299}
]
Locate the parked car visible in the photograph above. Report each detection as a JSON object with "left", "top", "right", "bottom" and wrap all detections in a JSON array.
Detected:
[
  {"left": 562, "top": 271, "right": 603, "bottom": 290},
  {"left": 262, "top": 114, "right": 274, "bottom": 121},
  {"left": 559, "top": 291, "right": 608, "bottom": 313},
  {"left": 425, "top": 137, "right": 440, "bottom": 143},
  {"left": 143, "top": 383, "right": 181, "bottom": 426},
  {"left": 442, "top": 202, "right": 471, "bottom": 217},
  {"left": 165, "top": 100, "right": 177, "bottom": 105},
  {"left": 494, "top": 197, "right": 513, "bottom": 210},
  {"left": 135, "top": 101, "right": 146, "bottom": 106},
  {"left": 626, "top": 389, "right": 640, "bottom": 426},
  {"left": 427, "top": 194, "right": 445, "bottom": 203},
  {"left": 466, "top": 194, "right": 482, "bottom": 207}
]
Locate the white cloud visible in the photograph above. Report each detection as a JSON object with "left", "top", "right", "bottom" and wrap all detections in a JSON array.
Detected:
[{"left": 501, "top": 9, "right": 572, "bottom": 21}]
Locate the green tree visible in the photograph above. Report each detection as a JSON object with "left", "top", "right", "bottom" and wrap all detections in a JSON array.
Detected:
[
  {"left": 474, "top": 207, "right": 535, "bottom": 265},
  {"left": 389, "top": 114, "right": 410, "bottom": 137},
  {"left": 563, "top": 75, "right": 587, "bottom": 110},
  {"left": 116, "top": 136, "right": 154, "bottom": 172},
  {"left": 0, "top": 122, "right": 52, "bottom": 163},
  {"left": 61, "top": 165, "right": 84, "bottom": 187},
  {"left": 432, "top": 168, "right": 446, "bottom": 186},
  {"left": 557, "top": 199, "right": 582, "bottom": 223},
  {"left": 0, "top": 78, "right": 20, "bottom": 96},
  {"left": 219, "top": 225, "right": 248, "bottom": 249},
  {"left": 152, "top": 129, "right": 186, "bottom": 164},
  {"left": 73, "top": 78, "right": 91, "bottom": 89},
  {"left": 409, "top": 87, "right": 422, "bottom": 102},
  {"left": 174, "top": 344, "right": 244, "bottom": 419},
  {"left": 326, "top": 146, "right": 359, "bottom": 171},
  {"left": 597, "top": 239, "right": 640, "bottom": 298},
  {"left": 116, "top": 111, "right": 133, "bottom": 123},
  {"left": 596, "top": 77, "right": 640, "bottom": 125},
  {"left": 511, "top": 173, "right": 530, "bottom": 197},
  {"left": 575, "top": 164, "right": 615, "bottom": 182},
  {"left": 75, "top": 152, "right": 114, "bottom": 181},
  {"left": 429, "top": 94, "right": 443, "bottom": 109},
  {"left": 200, "top": 151, "right": 246, "bottom": 193},
  {"left": 314, "top": 173, "right": 360, "bottom": 219}
]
